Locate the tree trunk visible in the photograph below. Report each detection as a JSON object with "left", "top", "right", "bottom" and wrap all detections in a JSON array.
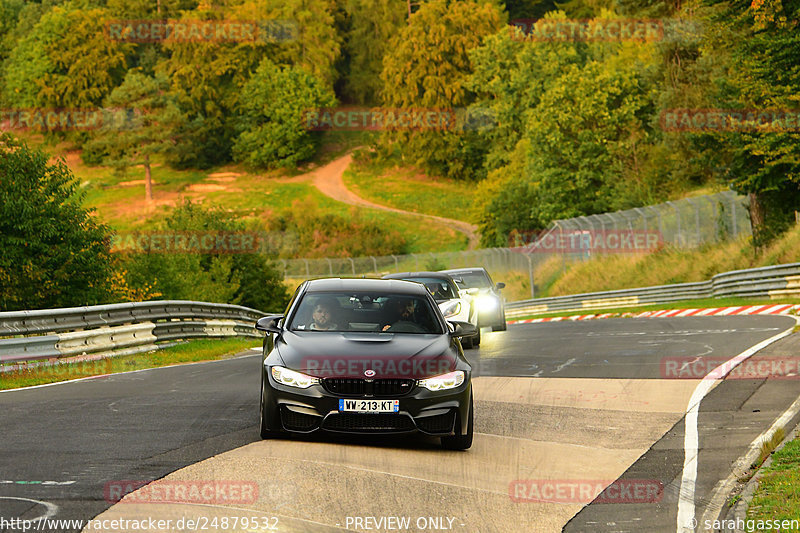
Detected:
[
  {"left": 144, "top": 154, "right": 153, "bottom": 205},
  {"left": 748, "top": 191, "right": 766, "bottom": 249}
]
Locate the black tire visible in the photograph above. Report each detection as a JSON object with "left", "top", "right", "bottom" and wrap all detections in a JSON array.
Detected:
[
  {"left": 461, "top": 335, "right": 474, "bottom": 350},
  {"left": 441, "top": 394, "right": 473, "bottom": 450},
  {"left": 492, "top": 310, "right": 507, "bottom": 331},
  {"left": 260, "top": 379, "right": 283, "bottom": 439}
]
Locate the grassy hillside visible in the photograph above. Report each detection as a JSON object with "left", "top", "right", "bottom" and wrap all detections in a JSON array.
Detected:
[
  {"left": 343, "top": 161, "right": 476, "bottom": 221},
  {"left": 27, "top": 135, "right": 469, "bottom": 254},
  {"left": 529, "top": 224, "right": 800, "bottom": 298}
]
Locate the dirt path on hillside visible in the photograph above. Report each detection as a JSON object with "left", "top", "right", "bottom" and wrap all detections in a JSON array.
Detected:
[{"left": 307, "top": 153, "right": 480, "bottom": 249}]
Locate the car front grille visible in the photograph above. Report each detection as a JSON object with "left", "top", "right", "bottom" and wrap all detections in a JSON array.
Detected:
[
  {"left": 323, "top": 378, "right": 415, "bottom": 397},
  {"left": 322, "top": 413, "right": 416, "bottom": 433},
  {"left": 280, "top": 406, "right": 320, "bottom": 431},
  {"left": 416, "top": 411, "right": 456, "bottom": 434}
]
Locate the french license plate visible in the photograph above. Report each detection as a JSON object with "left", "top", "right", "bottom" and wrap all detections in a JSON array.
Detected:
[{"left": 338, "top": 399, "right": 399, "bottom": 413}]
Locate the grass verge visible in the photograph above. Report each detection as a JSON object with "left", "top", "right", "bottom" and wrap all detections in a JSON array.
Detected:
[
  {"left": 746, "top": 432, "right": 800, "bottom": 525},
  {"left": 0, "top": 337, "right": 261, "bottom": 391}
]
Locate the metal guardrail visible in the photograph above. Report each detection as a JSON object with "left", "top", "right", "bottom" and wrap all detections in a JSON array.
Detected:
[
  {"left": 4, "top": 262, "right": 799, "bottom": 368},
  {"left": 0, "top": 301, "right": 266, "bottom": 369},
  {"left": 505, "top": 263, "right": 800, "bottom": 318}
]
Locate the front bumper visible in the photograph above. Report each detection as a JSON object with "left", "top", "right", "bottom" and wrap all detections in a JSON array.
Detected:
[{"left": 264, "top": 374, "right": 471, "bottom": 436}]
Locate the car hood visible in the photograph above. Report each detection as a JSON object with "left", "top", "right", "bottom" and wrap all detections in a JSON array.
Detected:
[{"left": 276, "top": 331, "right": 457, "bottom": 379}]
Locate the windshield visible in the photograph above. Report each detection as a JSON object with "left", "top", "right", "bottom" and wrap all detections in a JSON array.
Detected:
[
  {"left": 288, "top": 291, "right": 443, "bottom": 334},
  {"left": 453, "top": 272, "right": 492, "bottom": 289},
  {"left": 400, "top": 277, "right": 458, "bottom": 301}
]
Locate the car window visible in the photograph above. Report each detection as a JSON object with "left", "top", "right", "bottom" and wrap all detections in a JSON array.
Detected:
[
  {"left": 288, "top": 292, "right": 443, "bottom": 333},
  {"left": 399, "top": 277, "right": 458, "bottom": 300},
  {"left": 455, "top": 272, "right": 492, "bottom": 289}
]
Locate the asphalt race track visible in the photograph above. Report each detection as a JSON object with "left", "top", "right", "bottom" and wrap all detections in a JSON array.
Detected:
[{"left": 1, "top": 315, "right": 798, "bottom": 533}]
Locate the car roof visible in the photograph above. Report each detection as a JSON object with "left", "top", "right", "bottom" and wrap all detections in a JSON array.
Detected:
[
  {"left": 439, "top": 267, "right": 488, "bottom": 275},
  {"left": 304, "top": 277, "right": 428, "bottom": 295},
  {"left": 383, "top": 271, "right": 456, "bottom": 282}
]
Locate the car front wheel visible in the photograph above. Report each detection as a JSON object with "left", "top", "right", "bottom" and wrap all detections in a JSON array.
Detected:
[
  {"left": 260, "top": 379, "right": 283, "bottom": 439},
  {"left": 441, "top": 394, "right": 473, "bottom": 450}
]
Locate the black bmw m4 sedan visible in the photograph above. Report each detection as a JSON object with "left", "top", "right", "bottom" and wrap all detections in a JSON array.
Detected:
[{"left": 256, "top": 278, "right": 476, "bottom": 450}]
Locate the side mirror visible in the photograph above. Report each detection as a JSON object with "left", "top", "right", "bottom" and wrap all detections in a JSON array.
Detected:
[
  {"left": 256, "top": 315, "right": 284, "bottom": 334},
  {"left": 495, "top": 282, "right": 505, "bottom": 290},
  {"left": 448, "top": 321, "right": 478, "bottom": 338}
]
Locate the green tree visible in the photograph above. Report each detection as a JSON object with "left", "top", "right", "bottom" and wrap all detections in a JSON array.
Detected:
[
  {"left": 122, "top": 201, "right": 290, "bottom": 312},
  {"left": 695, "top": 0, "right": 800, "bottom": 247},
  {"left": 380, "top": 0, "right": 505, "bottom": 179},
  {"left": 0, "top": 133, "right": 115, "bottom": 311},
  {"left": 84, "top": 71, "right": 180, "bottom": 204},
  {"left": 340, "top": 0, "right": 406, "bottom": 104},
  {"left": 232, "top": 59, "right": 337, "bottom": 168},
  {"left": 3, "top": 3, "right": 131, "bottom": 110}
]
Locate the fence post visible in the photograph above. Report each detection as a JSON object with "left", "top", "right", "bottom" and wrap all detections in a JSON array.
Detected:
[
  {"left": 634, "top": 207, "right": 647, "bottom": 232},
  {"left": 685, "top": 197, "right": 701, "bottom": 246},
  {"left": 526, "top": 253, "right": 535, "bottom": 299},
  {"left": 667, "top": 201, "right": 682, "bottom": 245},
  {"left": 326, "top": 258, "right": 333, "bottom": 276},
  {"left": 372, "top": 256, "right": 378, "bottom": 274},
  {"left": 348, "top": 257, "right": 355, "bottom": 276},
  {"left": 304, "top": 259, "right": 310, "bottom": 277}
]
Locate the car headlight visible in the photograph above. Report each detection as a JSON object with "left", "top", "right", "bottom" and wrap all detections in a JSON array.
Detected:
[
  {"left": 270, "top": 366, "right": 319, "bottom": 389},
  {"left": 440, "top": 300, "right": 461, "bottom": 318},
  {"left": 418, "top": 371, "right": 465, "bottom": 391},
  {"left": 476, "top": 295, "right": 498, "bottom": 312}
]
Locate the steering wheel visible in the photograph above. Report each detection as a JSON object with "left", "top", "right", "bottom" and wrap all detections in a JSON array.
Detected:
[{"left": 385, "top": 321, "right": 426, "bottom": 333}]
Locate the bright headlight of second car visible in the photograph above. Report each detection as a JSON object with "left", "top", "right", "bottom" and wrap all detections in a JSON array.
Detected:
[
  {"left": 440, "top": 301, "right": 461, "bottom": 318},
  {"left": 476, "top": 295, "right": 498, "bottom": 311},
  {"left": 418, "top": 371, "right": 465, "bottom": 391},
  {"left": 270, "top": 366, "right": 319, "bottom": 389}
]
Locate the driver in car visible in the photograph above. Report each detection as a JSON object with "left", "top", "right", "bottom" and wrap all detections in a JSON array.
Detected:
[
  {"left": 381, "top": 297, "right": 415, "bottom": 331},
  {"left": 309, "top": 297, "right": 340, "bottom": 331}
]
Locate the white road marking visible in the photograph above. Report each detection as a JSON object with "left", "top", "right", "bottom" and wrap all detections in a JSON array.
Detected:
[
  {"left": 676, "top": 316, "right": 800, "bottom": 533},
  {"left": 553, "top": 358, "right": 576, "bottom": 373},
  {"left": 700, "top": 392, "right": 800, "bottom": 531},
  {"left": 0, "top": 496, "right": 58, "bottom": 522}
]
